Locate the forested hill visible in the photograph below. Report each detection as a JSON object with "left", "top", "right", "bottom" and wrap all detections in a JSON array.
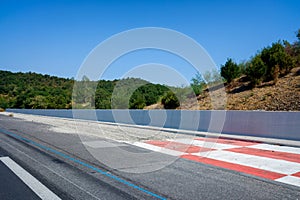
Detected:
[
  {"left": 0, "top": 71, "right": 73, "bottom": 109},
  {"left": 0, "top": 70, "right": 170, "bottom": 109}
]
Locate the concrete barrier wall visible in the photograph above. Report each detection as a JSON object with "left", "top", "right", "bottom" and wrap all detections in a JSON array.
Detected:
[{"left": 7, "top": 109, "right": 300, "bottom": 141}]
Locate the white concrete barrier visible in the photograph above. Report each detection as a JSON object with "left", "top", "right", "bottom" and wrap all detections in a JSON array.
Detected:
[{"left": 7, "top": 109, "right": 300, "bottom": 141}]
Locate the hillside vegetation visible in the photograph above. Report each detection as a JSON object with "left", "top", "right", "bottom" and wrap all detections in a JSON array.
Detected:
[
  {"left": 147, "top": 29, "right": 300, "bottom": 111},
  {"left": 174, "top": 67, "right": 299, "bottom": 111},
  {"left": 0, "top": 71, "right": 73, "bottom": 109},
  {"left": 1, "top": 29, "right": 299, "bottom": 111},
  {"left": 0, "top": 71, "right": 171, "bottom": 109}
]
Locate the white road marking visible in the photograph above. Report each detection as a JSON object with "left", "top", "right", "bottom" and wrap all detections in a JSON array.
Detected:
[
  {"left": 276, "top": 175, "right": 300, "bottom": 187},
  {"left": 0, "top": 156, "right": 61, "bottom": 200},
  {"left": 192, "top": 150, "right": 300, "bottom": 175},
  {"left": 170, "top": 138, "right": 237, "bottom": 150},
  {"left": 132, "top": 142, "right": 185, "bottom": 156},
  {"left": 248, "top": 143, "right": 300, "bottom": 154}
]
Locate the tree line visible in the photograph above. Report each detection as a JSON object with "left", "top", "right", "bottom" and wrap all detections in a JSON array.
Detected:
[
  {"left": 0, "top": 71, "right": 73, "bottom": 109},
  {"left": 0, "top": 71, "right": 174, "bottom": 109}
]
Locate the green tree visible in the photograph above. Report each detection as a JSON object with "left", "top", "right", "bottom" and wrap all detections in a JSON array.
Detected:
[
  {"left": 221, "top": 58, "right": 241, "bottom": 83},
  {"left": 95, "top": 80, "right": 115, "bottom": 109},
  {"left": 129, "top": 93, "right": 146, "bottom": 109},
  {"left": 246, "top": 55, "right": 266, "bottom": 87},
  {"left": 191, "top": 72, "right": 205, "bottom": 96},
  {"left": 29, "top": 95, "right": 49, "bottom": 109},
  {"left": 73, "top": 75, "right": 96, "bottom": 108},
  {"left": 261, "top": 41, "right": 295, "bottom": 80},
  {"left": 0, "top": 95, "right": 9, "bottom": 109},
  {"left": 161, "top": 91, "right": 180, "bottom": 109}
]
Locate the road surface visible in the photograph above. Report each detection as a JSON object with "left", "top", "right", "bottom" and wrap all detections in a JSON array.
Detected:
[{"left": 0, "top": 112, "right": 300, "bottom": 199}]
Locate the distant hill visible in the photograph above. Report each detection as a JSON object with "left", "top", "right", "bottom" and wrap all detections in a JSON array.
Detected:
[
  {"left": 0, "top": 70, "right": 170, "bottom": 109},
  {"left": 0, "top": 70, "right": 74, "bottom": 109}
]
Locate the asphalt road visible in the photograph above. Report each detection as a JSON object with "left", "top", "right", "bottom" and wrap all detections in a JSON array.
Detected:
[
  {"left": 0, "top": 114, "right": 300, "bottom": 199},
  {"left": 0, "top": 154, "right": 41, "bottom": 200}
]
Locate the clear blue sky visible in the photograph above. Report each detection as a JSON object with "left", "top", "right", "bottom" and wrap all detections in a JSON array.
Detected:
[{"left": 0, "top": 0, "right": 299, "bottom": 86}]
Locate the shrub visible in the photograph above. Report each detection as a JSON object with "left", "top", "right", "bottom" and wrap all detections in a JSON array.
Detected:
[
  {"left": 161, "top": 91, "right": 180, "bottom": 109},
  {"left": 261, "top": 41, "right": 296, "bottom": 80},
  {"left": 191, "top": 72, "right": 206, "bottom": 96},
  {"left": 246, "top": 55, "right": 266, "bottom": 87},
  {"left": 221, "top": 58, "right": 241, "bottom": 83},
  {"left": 129, "top": 93, "right": 146, "bottom": 109}
]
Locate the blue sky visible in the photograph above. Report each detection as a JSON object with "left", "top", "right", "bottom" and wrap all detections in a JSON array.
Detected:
[{"left": 0, "top": 0, "right": 299, "bottom": 86}]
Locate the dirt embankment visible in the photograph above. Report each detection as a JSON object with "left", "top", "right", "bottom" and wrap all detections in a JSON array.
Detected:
[{"left": 146, "top": 67, "right": 300, "bottom": 111}]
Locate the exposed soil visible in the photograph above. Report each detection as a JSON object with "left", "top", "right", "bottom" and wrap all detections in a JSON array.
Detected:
[{"left": 145, "top": 67, "right": 300, "bottom": 111}]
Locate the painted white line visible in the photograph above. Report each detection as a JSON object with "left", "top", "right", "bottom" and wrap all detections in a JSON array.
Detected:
[
  {"left": 170, "top": 138, "right": 237, "bottom": 150},
  {"left": 248, "top": 143, "right": 300, "bottom": 154},
  {"left": 276, "top": 175, "right": 300, "bottom": 187},
  {"left": 132, "top": 142, "right": 185, "bottom": 156},
  {"left": 0, "top": 157, "right": 61, "bottom": 200},
  {"left": 192, "top": 150, "right": 300, "bottom": 175}
]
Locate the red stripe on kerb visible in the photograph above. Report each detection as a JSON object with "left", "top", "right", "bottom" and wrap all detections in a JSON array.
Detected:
[
  {"left": 181, "top": 154, "right": 285, "bottom": 180},
  {"left": 194, "top": 137, "right": 260, "bottom": 146},
  {"left": 292, "top": 172, "right": 300, "bottom": 178},
  {"left": 226, "top": 147, "right": 300, "bottom": 164},
  {"left": 146, "top": 140, "right": 214, "bottom": 153}
]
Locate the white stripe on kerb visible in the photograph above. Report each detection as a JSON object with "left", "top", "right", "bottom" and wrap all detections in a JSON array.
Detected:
[
  {"left": 132, "top": 142, "right": 185, "bottom": 156},
  {"left": 0, "top": 156, "right": 61, "bottom": 200},
  {"left": 171, "top": 138, "right": 237, "bottom": 150},
  {"left": 248, "top": 143, "right": 300, "bottom": 154},
  {"left": 276, "top": 175, "right": 300, "bottom": 187},
  {"left": 192, "top": 150, "right": 300, "bottom": 175}
]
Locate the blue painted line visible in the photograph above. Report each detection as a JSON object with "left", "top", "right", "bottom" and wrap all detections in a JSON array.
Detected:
[{"left": 0, "top": 128, "right": 166, "bottom": 200}]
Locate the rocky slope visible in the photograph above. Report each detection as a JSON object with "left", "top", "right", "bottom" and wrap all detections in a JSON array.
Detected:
[{"left": 146, "top": 67, "right": 300, "bottom": 111}]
